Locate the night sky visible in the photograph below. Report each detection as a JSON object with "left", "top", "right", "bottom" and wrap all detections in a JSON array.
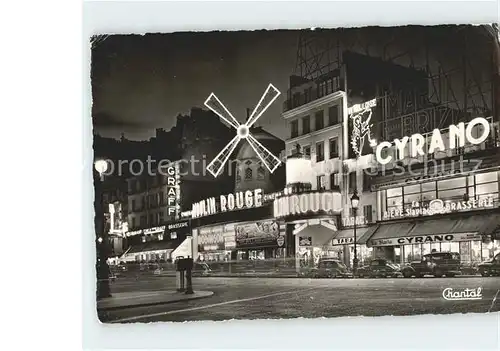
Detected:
[{"left": 91, "top": 30, "right": 299, "bottom": 141}]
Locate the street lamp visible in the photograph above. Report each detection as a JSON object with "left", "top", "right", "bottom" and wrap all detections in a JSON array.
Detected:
[
  {"left": 350, "top": 191, "right": 360, "bottom": 277},
  {"left": 95, "top": 159, "right": 111, "bottom": 299}
]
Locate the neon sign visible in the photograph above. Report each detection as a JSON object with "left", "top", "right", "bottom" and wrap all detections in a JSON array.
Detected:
[
  {"left": 349, "top": 99, "right": 377, "bottom": 158},
  {"left": 273, "top": 191, "right": 342, "bottom": 218},
  {"left": 375, "top": 117, "right": 491, "bottom": 165},
  {"left": 383, "top": 197, "right": 495, "bottom": 220},
  {"left": 204, "top": 84, "right": 282, "bottom": 177},
  {"left": 191, "top": 189, "right": 263, "bottom": 219}
]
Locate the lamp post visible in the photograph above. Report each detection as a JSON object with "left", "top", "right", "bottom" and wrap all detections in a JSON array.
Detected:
[
  {"left": 350, "top": 191, "right": 360, "bottom": 277},
  {"left": 95, "top": 159, "right": 111, "bottom": 299}
]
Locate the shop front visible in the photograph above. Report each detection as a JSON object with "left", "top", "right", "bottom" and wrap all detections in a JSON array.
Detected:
[
  {"left": 191, "top": 188, "right": 290, "bottom": 265},
  {"left": 370, "top": 166, "right": 500, "bottom": 265},
  {"left": 122, "top": 220, "right": 191, "bottom": 263},
  {"left": 328, "top": 225, "right": 378, "bottom": 268},
  {"left": 273, "top": 189, "right": 343, "bottom": 271},
  {"left": 366, "top": 210, "right": 500, "bottom": 266}
]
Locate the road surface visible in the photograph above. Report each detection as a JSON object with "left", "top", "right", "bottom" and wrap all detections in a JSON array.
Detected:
[{"left": 100, "top": 275, "right": 500, "bottom": 323}]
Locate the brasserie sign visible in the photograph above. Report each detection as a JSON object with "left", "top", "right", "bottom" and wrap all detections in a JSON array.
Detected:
[{"left": 383, "top": 197, "right": 495, "bottom": 220}]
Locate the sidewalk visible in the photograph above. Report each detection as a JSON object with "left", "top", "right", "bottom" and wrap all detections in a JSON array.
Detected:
[{"left": 97, "top": 290, "right": 214, "bottom": 311}]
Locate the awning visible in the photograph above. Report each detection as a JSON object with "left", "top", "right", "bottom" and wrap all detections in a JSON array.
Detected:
[
  {"left": 450, "top": 212, "right": 500, "bottom": 237},
  {"left": 127, "top": 240, "right": 178, "bottom": 254},
  {"left": 330, "top": 225, "right": 378, "bottom": 245},
  {"left": 366, "top": 222, "right": 415, "bottom": 247},
  {"left": 367, "top": 211, "right": 500, "bottom": 247},
  {"left": 294, "top": 224, "right": 337, "bottom": 247}
]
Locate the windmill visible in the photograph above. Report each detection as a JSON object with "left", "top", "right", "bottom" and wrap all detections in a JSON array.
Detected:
[{"left": 203, "top": 83, "right": 282, "bottom": 178}]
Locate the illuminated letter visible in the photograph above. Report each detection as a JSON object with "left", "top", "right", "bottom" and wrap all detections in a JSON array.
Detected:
[
  {"left": 376, "top": 142, "right": 392, "bottom": 165},
  {"left": 428, "top": 128, "right": 445, "bottom": 154},
  {"left": 245, "top": 190, "right": 253, "bottom": 208},
  {"left": 449, "top": 122, "right": 465, "bottom": 149},
  {"left": 254, "top": 189, "right": 263, "bottom": 207},
  {"left": 299, "top": 194, "right": 308, "bottom": 213},
  {"left": 410, "top": 133, "right": 425, "bottom": 157},
  {"left": 311, "top": 192, "right": 320, "bottom": 212},
  {"left": 290, "top": 195, "right": 300, "bottom": 215},
  {"left": 322, "top": 192, "right": 333, "bottom": 212},
  {"left": 394, "top": 136, "right": 409, "bottom": 161},
  {"left": 466, "top": 117, "right": 490, "bottom": 145},
  {"left": 167, "top": 166, "right": 175, "bottom": 176},
  {"left": 220, "top": 195, "right": 227, "bottom": 212},
  {"left": 236, "top": 192, "right": 244, "bottom": 209},
  {"left": 227, "top": 194, "right": 235, "bottom": 211}
]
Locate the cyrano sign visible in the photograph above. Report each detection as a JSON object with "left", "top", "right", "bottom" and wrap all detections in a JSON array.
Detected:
[
  {"left": 273, "top": 191, "right": 342, "bottom": 218},
  {"left": 375, "top": 117, "right": 491, "bottom": 165}
]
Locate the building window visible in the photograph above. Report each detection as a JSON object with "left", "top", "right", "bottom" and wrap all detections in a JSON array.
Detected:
[
  {"left": 315, "top": 110, "right": 324, "bottom": 130},
  {"left": 158, "top": 211, "right": 164, "bottom": 224},
  {"left": 132, "top": 217, "right": 136, "bottom": 229},
  {"left": 328, "top": 105, "right": 340, "bottom": 125},
  {"left": 329, "top": 138, "right": 339, "bottom": 158},
  {"left": 303, "top": 145, "right": 311, "bottom": 157},
  {"left": 318, "top": 81, "right": 327, "bottom": 98},
  {"left": 236, "top": 168, "right": 241, "bottom": 182},
  {"left": 348, "top": 172, "right": 357, "bottom": 194},
  {"left": 257, "top": 166, "right": 265, "bottom": 180},
  {"left": 362, "top": 173, "right": 371, "bottom": 192},
  {"left": 140, "top": 215, "right": 146, "bottom": 227},
  {"left": 131, "top": 199, "right": 136, "bottom": 212},
  {"left": 158, "top": 233, "right": 164, "bottom": 241},
  {"left": 292, "top": 92, "right": 300, "bottom": 107},
  {"left": 316, "top": 142, "right": 324, "bottom": 162},
  {"left": 291, "top": 120, "right": 299, "bottom": 138},
  {"left": 245, "top": 168, "right": 253, "bottom": 180},
  {"left": 317, "top": 175, "right": 326, "bottom": 190},
  {"left": 159, "top": 192, "right": 164, "bottom": 206},
  {"left": 330, "top": 172, "right": 339, "bottom": 188},
  {"left": 149, "top": 214, "right": 155, "bottom": 226},
  {"left": 302, "top": 116, "right": 310, "bottom": 134},
  {"left": 363, "top": 205, "right": 373, "bottom": 222},
  {"left": 142, "top": 236, "right": 146, "bottom": 243}
]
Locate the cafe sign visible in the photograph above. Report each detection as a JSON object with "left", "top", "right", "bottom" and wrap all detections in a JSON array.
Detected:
[
  {"left": 369, "top": 232, "right": 482, "bottom": 247},
  {"left": 383, "top": 197, "right": 495, "bottom": 220},
  {"left": 332, "top": 237, "right": 355, "bottom": 245},
  {"left": 126, "top": 225, "right": 165, "bottom": 237},
  {"left": 191, "top": 189, "right": 263, "bottom": 219},
  {"left": 341, "top": 216, "right": 367, "bottom": 227},
  {"left": 273, "top": 191, "right": 342, "bottom": 219}
]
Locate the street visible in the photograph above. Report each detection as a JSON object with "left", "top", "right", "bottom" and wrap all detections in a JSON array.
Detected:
[{"left": 100, "top": 276, "right": 500, "bottom": 323}]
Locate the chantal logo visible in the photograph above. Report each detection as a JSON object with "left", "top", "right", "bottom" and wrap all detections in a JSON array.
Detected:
[
  {"left": 442, "top": 287, "right": 483, "bottom": 301},
  {"left": 203, "top": 84, "right": 282, "bottom": 178}
]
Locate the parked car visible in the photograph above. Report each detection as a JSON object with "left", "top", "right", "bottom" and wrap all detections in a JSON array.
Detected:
[
  {"left": 311, "top": 259, "right": 352, "bottom": 278},
  {"left": 478, "top": 253, "right": 500, "bottom": 277},
  {"left": 401, "top": 252, "right": 461, "bottom": 278},
  {"left": 357, "top": 258, "right": 403, "bottom": 278}
]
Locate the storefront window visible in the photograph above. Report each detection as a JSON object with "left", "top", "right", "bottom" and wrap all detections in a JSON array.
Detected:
[
  {"left": 471, "top": 240, "right": 482, "bottom": 263},
  {"left": 476, "top": 182, "right": 499, "bottom": 196},
  {"left": 460, "top": 241, "right": 471, "bottom": 264},
  {"left": 421, "top": 181, "right": 436, "bottom": 192},
  {"left": 475, "top": 171, "right": 498, "bottom": 184},
  {"left": 404, "top": 184, "right": 420, "bottom": 194},
  {"left": 438, "top": 177, "right": 466, "bottom": 191},
  {"left": 387, "top": 187, "right": 402, "bottom": 197}
]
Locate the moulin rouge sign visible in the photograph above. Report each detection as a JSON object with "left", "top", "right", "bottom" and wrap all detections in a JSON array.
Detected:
[{"left": 191, "top": 189, "right": 263, "bottom": 219}]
